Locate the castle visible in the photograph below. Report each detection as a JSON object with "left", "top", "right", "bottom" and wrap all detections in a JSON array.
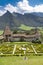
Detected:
[{"left": 0, "top": 26, "right": 41, "bottom": 42}]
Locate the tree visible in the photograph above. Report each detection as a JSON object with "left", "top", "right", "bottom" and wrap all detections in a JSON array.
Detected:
[
  {"left": 32, "top": 39, "right": 41, "bottom": 44},
  {"left": 13, "top": 30, "right": 17, "bottom": 34},
  {"left": 20, "top": 37, "right": 24, "bottom": 42}
]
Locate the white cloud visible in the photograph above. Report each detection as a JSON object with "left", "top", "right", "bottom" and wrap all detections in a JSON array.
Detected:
[
  {"left": 34, "top": 4, "right": 43, "bottom": 12},
  {"left": 4, "top": 4, "right": 17, "bottom": 13},
  {"left": 3, "top": 0, "right": 35, "bottom": 14},
  {"left": 17, "top": 0, "right": 33, "bottom": 14},
  {"left": 0, "top": 0, "right": 43, "bottom": 16},
  {"left": 0, "top": 10, "right": 6, "bottom": 16},
  {"left": 16, "top": 0, "right": 43, "bottom": 14},
  {"left": 0, "top": 6, "right": 6, "bottom": 16}
]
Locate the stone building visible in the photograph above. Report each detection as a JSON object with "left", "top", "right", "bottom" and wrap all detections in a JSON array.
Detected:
[
  {"left": 3, "top": 26, "right": 12, "bottom": 41},
  {"left": 1, "top": 26, "right": 41, "bottom": 42}
]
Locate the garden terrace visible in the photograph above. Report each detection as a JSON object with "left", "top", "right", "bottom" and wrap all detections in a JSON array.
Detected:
[{"left": 0, "top": 42, "right": 43, "bottom": 56}]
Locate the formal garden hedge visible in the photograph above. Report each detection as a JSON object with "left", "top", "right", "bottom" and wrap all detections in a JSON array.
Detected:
[{"left": 0, "top": 42, "right": 43, "bottom": 56}]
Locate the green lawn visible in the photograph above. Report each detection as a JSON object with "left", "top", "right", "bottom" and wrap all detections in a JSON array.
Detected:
[
  {"left": 0, "top": 56, "right": 43, "bottom": 65},
  {"left": 19, "top": 24, "right": 34, "bottom": 30},
  {"left": 0, "top": 30, "right": 3, "bottom": 35}
]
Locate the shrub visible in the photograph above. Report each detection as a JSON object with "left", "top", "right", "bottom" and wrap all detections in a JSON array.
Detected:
[{"left": 32, "top": 39, "right": 41, "bottom": 44}]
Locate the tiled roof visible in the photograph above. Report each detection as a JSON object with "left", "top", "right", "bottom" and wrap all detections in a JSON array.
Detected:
[
  {"left": 3, "top": 26, "right": 12, "bottom": 35},
  {"left": 12, "top": 33, "right": 40, "bottom": 38}
]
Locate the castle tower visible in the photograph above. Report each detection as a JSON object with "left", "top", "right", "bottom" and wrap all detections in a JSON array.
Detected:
[{"left": 3, "top": 26, "right": 12, "bottom": 41}]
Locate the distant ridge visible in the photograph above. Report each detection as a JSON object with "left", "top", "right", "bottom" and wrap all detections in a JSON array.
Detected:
[{"left": 0, "top": 11, "right": 43, "bottom": 30}]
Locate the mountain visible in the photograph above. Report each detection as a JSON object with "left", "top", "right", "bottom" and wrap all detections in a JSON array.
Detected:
[
  {"left": 13, "top": 12, "right": 43, "bottom": 27},
  {"left": 0, "top": 11, "right": 43, "bottom": 30},
  {"left": 0, "top": 11, "right": 14, "bottom": 30},
  {"left": 31, "top": 12, "right": 43, "bottom": 17}
]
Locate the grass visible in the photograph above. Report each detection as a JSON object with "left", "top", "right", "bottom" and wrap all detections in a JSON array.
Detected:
[
  {"left": 19, "top": 24, "right": 34, "bottom": 30},
  {"left": 0, "top": 30, "right": 3, "bottom": 35},
  {"left": 0, "top": 56, "right": 43, "bottom": 65},
  {"left": 1, "top": 42, "right": 32, "bottom": 45}
]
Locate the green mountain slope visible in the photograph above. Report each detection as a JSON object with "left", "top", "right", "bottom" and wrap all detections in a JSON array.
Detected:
[{"left": 0, "top": 11, "right": 43, "bottom": 30}]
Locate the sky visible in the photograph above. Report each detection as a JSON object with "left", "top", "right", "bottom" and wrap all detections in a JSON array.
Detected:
[
  {"left": 0, "top": 0, "right": 43, "bottom": 16},
  {"left": 0, "top": 0, "right": 43, "bottom": 6}
]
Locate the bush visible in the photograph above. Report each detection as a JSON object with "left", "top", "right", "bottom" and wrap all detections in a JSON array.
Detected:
[
  {"left": 32, "top": 39, "right": 41, "bottom": 44},
  {"left": 13, "top": 30, "right": 17, "bottom": 34}
]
